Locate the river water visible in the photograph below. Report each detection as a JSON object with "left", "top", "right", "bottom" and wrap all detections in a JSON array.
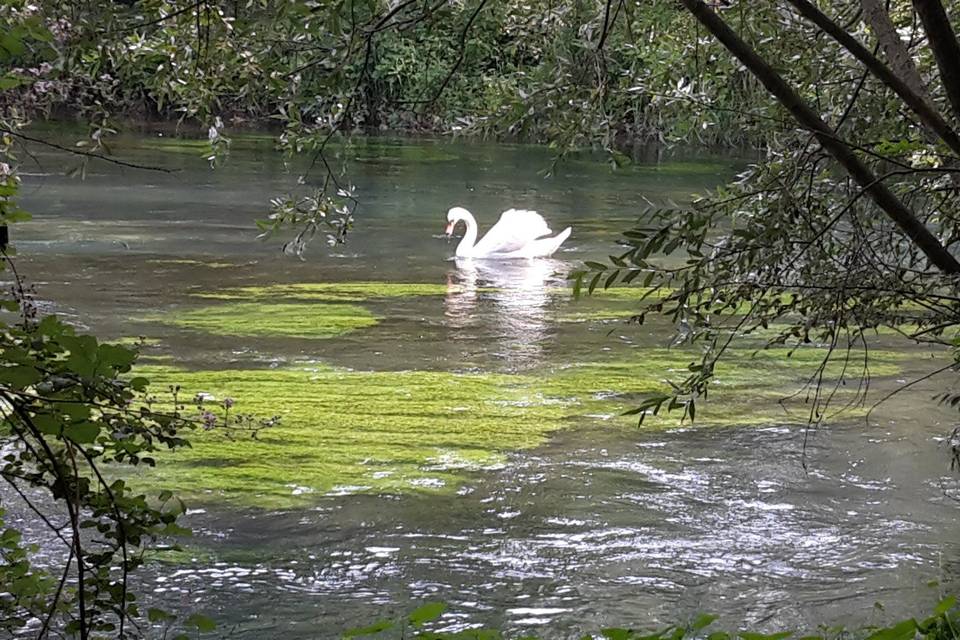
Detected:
[{"left": 11, "top": 132, "right": 960, "bottom": 638}]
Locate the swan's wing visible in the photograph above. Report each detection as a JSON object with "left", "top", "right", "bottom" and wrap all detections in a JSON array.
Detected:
[
  {"left": 472, "top": 209, "right": 552, "bottom": 255},
  {"left": 500, "top": 226, "right": 572, "bottom": 259},
  {"left": 525, "top": 226, "right": 572, "bottom": 258}
]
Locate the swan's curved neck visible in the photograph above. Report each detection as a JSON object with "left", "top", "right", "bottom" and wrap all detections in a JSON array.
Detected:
[{"left": 455, "top": 211, "right": 478, "bottom": 257}]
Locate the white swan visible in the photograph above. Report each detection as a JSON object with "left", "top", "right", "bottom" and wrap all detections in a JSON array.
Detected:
[{"left": 444, "top": 206, "right": 571, "bottom": 259}]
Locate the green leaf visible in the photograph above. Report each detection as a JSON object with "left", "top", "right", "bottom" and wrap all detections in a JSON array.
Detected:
[
  {"left": 22, "top": 18, "right": 54, "bottom": 44},
  {"left": 691, "top": 614, "right": 717, "bottom": 632},
  {"left": 147, "top": 607, "right": 173, "bottom": 623},
  {"left": 33, "top": 414, "right": 63, "bottom": 436},
  {"left": 0, "top": 364, "right": 41, "bottom": 389},
  {"left": 604, "top": 269, "right": 619, "bottom": 290},
  {"left": 64, "top": 421, "right": 100, "bottom": 444},
  {"left": 602, "top": 629, "right": 635, "bottom": 640},
  {"left": 0, "top": 32, "right": 25, "bottom": 58},
  {"left": 864, "top": 619, "right": 917, "bottom": 640},
  {"left": 1, "top": 208, "right": 32, "bottom": 223},
  {"left": 934, "top": 596, "right": 956, "bottom": 616},
  {"left": 98, "top": 343, "right": 137, "bottom": 371},
  {"left": 0, "top": 73, "right": 28, "bottom": 91},
  {"left": 57, "top": 402, "right": 90, "bottom": 421},
  {"left": 588, "top": 271, "right": 603, "bottom": 295},
  {"left": 408, "top": 602, "right": 447, "bottom": 627},
  {"left": 62, "top": 334, "right": 99, "bottom": 378},
  {"left": 186, "top": 613, "right": 217, "bottom": 633},
  {"left": 37, "top": 314, "right": 68, "bottom": 338},
  {"left": 342, "top": 619, "right": 395, "bottom": 637},
  {"left": 740, "top": 633, "right": 793, "bottom": 640}
]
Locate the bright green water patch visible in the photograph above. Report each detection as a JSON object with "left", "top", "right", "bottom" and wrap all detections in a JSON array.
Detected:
[
  {"left": 349, "top": 141, "right": 458, "bottom": 164},
  {"left": 129, "top": 345, "right": 908, "bottom": 508},
  {"left": 109, "top": 336, "right": 163, "bottom": 346},
  {"left": 557, "top": 308, "right": 639, "bottom": 323},
  {"left": 145, "top": 544, "right": 264, "bottom": 566},
  {"left": 147, "top": 259, "right": 236, "bottom": 269},
  {"left": 135, "top": 351, "right": 175, "bottom": 362},
  {"left": 134, "top": 134, "right": 276, "bottom": 154},
  {"left": 157, "top": 302, "right": 378, "bottom": 339},
  {"left": 554, "top": 286, "right": 668, "bottom": 300},
  {"left": 555, "top": 286, "right": 670, "bottom": 322},
  {"left": 647, "top": 160, "right": 735, "bottom": 175},
  {"left": 135, "top": 364, "right": 573, "bottom": 508},
  {"left": 535, "top": 347, "right": 903, "bottom": 422},
  {"left": 564, "top": 153, "right": 735, "bottom": 177},
  {"left": 156, "top": 281, "right": 508, "bottom": 341},
  {"left": 195, "top": 282, "right": 461, "bottom": 302},
  {"left": 134, "top": 138, "right": 213, "bottom": 155}
]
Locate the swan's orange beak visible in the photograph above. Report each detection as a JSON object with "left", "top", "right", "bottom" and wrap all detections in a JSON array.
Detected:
[{"left": 444, "top": 222, "right": 454, "bottom": 236}]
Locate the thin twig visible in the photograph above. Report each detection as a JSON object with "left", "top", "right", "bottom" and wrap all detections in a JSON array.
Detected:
[
  {"left": 865, "top": 361, "right": 957, "bottom": 421},
  {"left": 104, "top": 0, "right": 205, "bottom": 35},
  {"left": 3, "top": 130, "right": 179, "bottom": 173}
]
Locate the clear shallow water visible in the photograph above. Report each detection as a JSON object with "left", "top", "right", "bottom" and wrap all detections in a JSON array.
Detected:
[{"left": 9, "top": 132, "right": 960, "bottom": 637}]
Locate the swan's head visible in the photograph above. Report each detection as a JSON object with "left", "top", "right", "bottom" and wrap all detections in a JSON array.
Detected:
[{"left": 445, "top": 206, "right": 470, "bottom": 236}]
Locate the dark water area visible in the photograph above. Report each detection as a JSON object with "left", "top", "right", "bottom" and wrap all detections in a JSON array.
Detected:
[{"left": 7, "top": 131, "right": 960, "bottom": 638}]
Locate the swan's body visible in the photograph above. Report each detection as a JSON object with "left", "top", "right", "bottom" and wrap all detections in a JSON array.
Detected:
[{"left": 444, "top": 207, "right": 571, "bottom": 258}]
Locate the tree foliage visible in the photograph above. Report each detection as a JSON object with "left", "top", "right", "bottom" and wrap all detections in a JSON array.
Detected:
[{"left": 574, "top": 0, "right": 960, "bottom": 424}]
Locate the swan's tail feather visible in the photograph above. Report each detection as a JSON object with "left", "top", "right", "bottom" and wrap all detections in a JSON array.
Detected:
[
  {"left": 529, "top": 226, "right": 571, "bottom": 258},
  {"left": 546, "top": 227, "right": 572, "bottom": 256}
]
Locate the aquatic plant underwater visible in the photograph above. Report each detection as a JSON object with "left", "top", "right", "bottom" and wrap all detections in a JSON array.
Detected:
[{"left": 127, "top": 280, "right": 910, "bottom": 508}]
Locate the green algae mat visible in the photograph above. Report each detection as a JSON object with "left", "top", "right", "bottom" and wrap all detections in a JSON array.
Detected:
[
  {"left": 163, "top": 302, "right": 378, "bottom": 339},
  {"left": 128, "top": 281, "right": 909, "bottom": 508},
  {"left": 153, "top": 282, "right": 469, "bottom": 339},
  {"left": 134, "top": 351, "right": 904, "bottom": 508}
]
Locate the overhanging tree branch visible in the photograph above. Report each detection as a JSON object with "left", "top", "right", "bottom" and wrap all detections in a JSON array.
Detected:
[
  {"left": 3, "top": 130, "right": 179, "bottom": 173},
  {"left": 912, "top": 0, "right": 960, "bottom": 122},
  {"left": 678, "top": 0, "right": 960, "bottom": 275},
  {"left": 785, "top": 0, "right": 960, "bottom": 158}
]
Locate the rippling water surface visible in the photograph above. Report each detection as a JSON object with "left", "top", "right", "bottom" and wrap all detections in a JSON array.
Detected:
[{"left": 10, "top": 132, "right": 960, "bottom": 637}]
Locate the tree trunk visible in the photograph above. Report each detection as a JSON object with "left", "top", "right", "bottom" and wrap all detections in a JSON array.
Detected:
[
  {"left": 861, "top": 0, "right": 960, "bottom": 193},
  {"left": 678, "top": 0, "right": 960, "bottom": 275},
  {"left": 912, "top": 0, "right": 960, "bottom": 122},
  {"left": 860, "top": 0, "right": 927, "bottom": 98}
]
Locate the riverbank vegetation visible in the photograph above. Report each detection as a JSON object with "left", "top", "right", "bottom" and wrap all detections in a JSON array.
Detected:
[
  {"left": 4, "top": 0, "right": 960, "bottom": 637},
  {"left": 0, "top": 1, "right": 764, "bottom": 146}
]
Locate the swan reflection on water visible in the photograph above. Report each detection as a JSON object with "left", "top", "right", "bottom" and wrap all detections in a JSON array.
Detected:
[{"left": 444, "top": 258, "right": 567, "bottom": 369}]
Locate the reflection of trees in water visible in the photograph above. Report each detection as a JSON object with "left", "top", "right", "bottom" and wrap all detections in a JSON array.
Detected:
[{"left": 444, "top": 258, "right": 567, "bottom": 370}]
